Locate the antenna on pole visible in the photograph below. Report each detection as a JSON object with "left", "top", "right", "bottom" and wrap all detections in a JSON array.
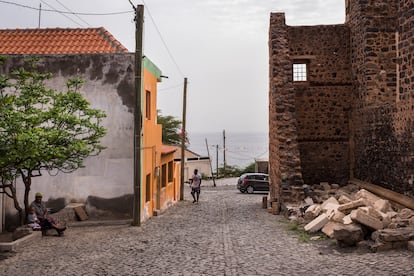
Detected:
[{"left": 38, "top": 3, "right": 42, "bottom": 28}]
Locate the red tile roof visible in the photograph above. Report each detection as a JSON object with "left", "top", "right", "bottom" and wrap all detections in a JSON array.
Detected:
[
  {"left": 161, "top": 145, "right": 177, "bottom": 155},
  {"left": 0, "top": 27, "right": 129, "bottom": 54}
]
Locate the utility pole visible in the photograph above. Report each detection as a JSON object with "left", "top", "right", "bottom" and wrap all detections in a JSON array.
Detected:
[
  {"left": 38, "top": 3, "right": 41, "bottom": 28},
  {"left": 180, "top": 77, "right": 188, "bottom": 200},
  {"left": 223, "top": 129, "right": 226, "bottom": 178},
  {"left": 131, "top": 4, "right": 144, "bottom": 227},
  {"left": 216, "top": 144, "right": 219, "bottom": 179},
  {"left": 205, "top": 138, "right": 216, "bottom": 187}
]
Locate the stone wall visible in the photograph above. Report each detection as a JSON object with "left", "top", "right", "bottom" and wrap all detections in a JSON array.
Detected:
[
  {"left": 288, "top": 25, "right": 352, "bottom": 185},
  {"left": 349, "top": 0, "right": 414, "bottom": 197},
  {"left": 269, "top": 0, "right": 414, "bottom": 201}
]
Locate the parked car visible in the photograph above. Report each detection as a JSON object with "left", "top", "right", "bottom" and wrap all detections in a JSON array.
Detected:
[{"left": 237, "top": 173, "right": 269, "bottom": 194}]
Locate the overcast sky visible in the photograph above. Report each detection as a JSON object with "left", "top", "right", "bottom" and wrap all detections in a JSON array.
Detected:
[{"left": 0, "top": 0, "right": 345, "bottom": 134}]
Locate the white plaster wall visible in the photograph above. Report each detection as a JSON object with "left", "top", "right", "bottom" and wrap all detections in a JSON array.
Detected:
[{"left": 7, "top": 54, "right": 136, "bottom": 209}]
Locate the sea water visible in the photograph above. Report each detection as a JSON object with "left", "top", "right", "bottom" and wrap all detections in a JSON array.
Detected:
[{"left": 187, "top": 132, "right": 268, "bottom": 169}]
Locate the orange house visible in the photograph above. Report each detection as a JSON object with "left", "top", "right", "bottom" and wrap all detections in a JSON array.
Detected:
[{"left": 142, "top": 58, "right": 181, "bottom": 221}]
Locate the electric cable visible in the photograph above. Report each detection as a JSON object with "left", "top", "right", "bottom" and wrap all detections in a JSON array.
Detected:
[
  {"left": 141, "top": 0, "right": 185, "bottom": 79},
  {"left": 40, "top": 0, "right": 84, "bottom": 27},
  {"left": 0, "top": 1, "right": 133, "bottom": 16},
  {"left": 54, "top": 0, "right": 91, "bottom": 27}
]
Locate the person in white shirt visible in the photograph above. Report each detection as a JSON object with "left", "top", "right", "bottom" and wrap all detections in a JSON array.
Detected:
[{"left": 190, "top": 169, "right": 202, "bottom": 203}]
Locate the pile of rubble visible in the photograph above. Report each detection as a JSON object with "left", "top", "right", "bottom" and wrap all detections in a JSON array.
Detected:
[{"left": 282, "top": 182, "right": 414, "bottom": 252}]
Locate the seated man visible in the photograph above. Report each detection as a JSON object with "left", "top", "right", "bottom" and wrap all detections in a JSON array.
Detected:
[{"left": 30, "top": 192, "right": 66, "bottom": 236}]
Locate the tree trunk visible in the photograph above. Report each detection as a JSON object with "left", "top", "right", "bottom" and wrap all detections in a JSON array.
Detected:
[{"left": 21, "top": 170, "right": 32, "bottom": 225}]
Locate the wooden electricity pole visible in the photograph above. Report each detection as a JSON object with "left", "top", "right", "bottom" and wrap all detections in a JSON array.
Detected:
[
  {"left": 205, "top": 138, "right": 216, "bottom": 187},
  {"left": 223, "top": 129, "right": 226, "bottom": 178},
  {"left": 132, "top": 4, "right": 144, "bottom": 227},
  {"left": 180, "top": 77, "right": 188, "bottom": 200}
]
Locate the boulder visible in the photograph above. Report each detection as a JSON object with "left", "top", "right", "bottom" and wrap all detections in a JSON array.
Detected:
[{"left": 333, "top": 223, "right": 365, "bottom": 247}]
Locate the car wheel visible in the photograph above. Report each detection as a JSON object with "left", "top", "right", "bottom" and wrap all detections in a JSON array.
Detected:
[{"left": 246, "top": 186, "right": 254, "bottom": 194}]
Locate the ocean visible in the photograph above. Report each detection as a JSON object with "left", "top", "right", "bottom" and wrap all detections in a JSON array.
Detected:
[{"left": 187, "top": 132, "right": 268, "bottom": 169}]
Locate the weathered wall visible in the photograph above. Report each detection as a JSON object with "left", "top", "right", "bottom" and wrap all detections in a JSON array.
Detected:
[
  {"left": 269, "top": 0, "right": 413, "bottom": 200},
  {"left": 288, "top": 25, "right": 352, "bottom": 185},
  {"left": 349, "top": 0, "right": 414, "bottom": 197},
  {"left": 269, "top": 13, "right": 301, "bottom": 202},
  {"left": 2, "top": 54, "right": 136, "bottom": 220}
]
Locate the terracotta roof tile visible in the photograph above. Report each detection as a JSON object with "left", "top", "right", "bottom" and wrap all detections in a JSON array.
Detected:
[
  {"left": 161, "top": 145, "right": 177, "bottom": 155},
  {"left": 0, "top": 27, "right": 129, "bottom": 54}
]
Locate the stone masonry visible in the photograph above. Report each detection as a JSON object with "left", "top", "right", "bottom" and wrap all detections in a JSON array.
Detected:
[{"left": 269, "top": 0, "right": 414, "bottom": 205}]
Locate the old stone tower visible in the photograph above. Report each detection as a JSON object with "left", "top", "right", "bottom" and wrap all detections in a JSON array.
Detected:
[{"left": 268, "top": 0, "right": 413, "bottom": 205}]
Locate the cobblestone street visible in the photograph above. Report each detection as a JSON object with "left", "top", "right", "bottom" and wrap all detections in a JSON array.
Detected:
[{"left": 1, "top": 178, "right": 413, "bottom": 275}]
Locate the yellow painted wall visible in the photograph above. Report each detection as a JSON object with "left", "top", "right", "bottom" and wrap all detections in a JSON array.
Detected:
[{"left": 141, "top": 61, "right": 180, "bottom": 222}]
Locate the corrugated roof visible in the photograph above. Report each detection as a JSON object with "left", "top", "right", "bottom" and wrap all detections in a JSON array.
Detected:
[{"left": 0, "top": 27, "right": 129, "bottom": 54}]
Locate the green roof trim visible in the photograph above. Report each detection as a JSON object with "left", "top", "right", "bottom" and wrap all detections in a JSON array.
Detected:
[{"left": 143, "top": 57, "right": 162, "bottom": 82}]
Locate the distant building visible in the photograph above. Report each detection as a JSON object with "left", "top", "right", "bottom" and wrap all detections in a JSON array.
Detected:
[{"left": 172, "top": 147, "right": 212, "bottom": 181}]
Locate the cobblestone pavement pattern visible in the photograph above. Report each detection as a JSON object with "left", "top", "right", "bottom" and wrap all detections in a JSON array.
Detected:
[{"left": 1, "top": 178, "right": 414, "bottom": 275}]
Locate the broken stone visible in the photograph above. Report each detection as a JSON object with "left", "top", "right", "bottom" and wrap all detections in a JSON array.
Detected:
[
  {"left": 343, "top": 214, "right": 353, "bottom": 225},
  {"left": 333, "top": 223, "right": 365, "bottom": 247},
  {"left": 350, "top": 209, "right": 383, "bottom": 230},
  {"left": 354, "top": 189, "right": 381, "bottom": 206},
  {"left": 304, "top": 196, "right": 314, "bottom": 205},
  {"left": 408, "top": 241, "right": 414, "bottom": 252},
  {"left": 373, "top": 199, "right": 392, "bottom": 213},
  {"left": 331, "top": 183, "right": 340, "bottom": 189},
  {"left": 304, "top": 204, "right": 321, "bottom": 221},
  {"left": 321, "top": 196, "right": 339, "bottom": 209},
  {"left": 331, "top": 210, "right": 346, "bottom": 223},
  {"left": 338, "top": 194, "right": 353, "bottom": 204},
  {"left": 371, "top": 227, "right": 414, "bottom": 242},
  {"left": 398, "top": 208, "right": 414, "bottom": 219},
  {"left": 304, "top": 213, "right": 329, "bottom": 233},
  {"left": 337, "top": 198, "right": 367, "bottom": 214},
  {"left": 410, "top": 217, "right": 414, "bottom": 226},
  {"left": 322, "top": 202, "right": 339, "bottom": 219},
  {"left": 322, "top": 221, "right": 342, "bottom": 238},
  {"left": 320, "top": 182, "right": 331, "bottom": 191}
]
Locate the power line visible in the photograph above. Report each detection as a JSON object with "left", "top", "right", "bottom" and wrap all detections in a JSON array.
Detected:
[
  {"left": 158, "top": 83, "right": 183, "bottom": 91},
  {"left": 40, "top": 0, "right": 84, "bottom": 27},
  {"left": 141, "top": 0, "right": 185, "bottom": 79},
  {"left": 0, "top": 0, "right": 133, "bottom": 16},
  {"left": 54, "top": 0, "right": 91, "bottom": 27}
]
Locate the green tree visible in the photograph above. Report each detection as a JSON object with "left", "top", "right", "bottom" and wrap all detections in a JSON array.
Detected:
[
  {"left": 157, "top": 110, "right": 188, "bottom": 145},
  {"left": 0, "top": 57, "right": 106, "bottom": 225}
]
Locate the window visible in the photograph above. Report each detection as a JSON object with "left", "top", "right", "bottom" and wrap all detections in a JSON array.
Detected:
[
  {"left": 161, "top": 164, "right": 167, "bottom": 187},
  {"left": 168, "top": 161, "right": 173, "bottom": 183},
  {"left": 145, "top": 174, "right": 151, "bottom": 202},
  {"left": 145, "top": 90, "right": 151, "bottom": 119},
  {"left": 293, "top": 63, "right": 307, "bottom": 81}
]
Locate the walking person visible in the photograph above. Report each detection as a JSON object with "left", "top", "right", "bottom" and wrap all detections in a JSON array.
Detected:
[{"left": 190, "top": 169, "right": 202, "bottom": 203}]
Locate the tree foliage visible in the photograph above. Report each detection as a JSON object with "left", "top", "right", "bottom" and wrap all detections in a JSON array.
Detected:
[
  {"left": 157, "top": 110, "right": 187, "bottom": 145},
  {"left": 0, "top": 57, "right": 106, "bottom": 224}
]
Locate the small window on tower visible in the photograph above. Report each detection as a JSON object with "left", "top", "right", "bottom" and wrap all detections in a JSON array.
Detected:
[{"left": 293, "top": 63, "right": 307, "bottom": 82}]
